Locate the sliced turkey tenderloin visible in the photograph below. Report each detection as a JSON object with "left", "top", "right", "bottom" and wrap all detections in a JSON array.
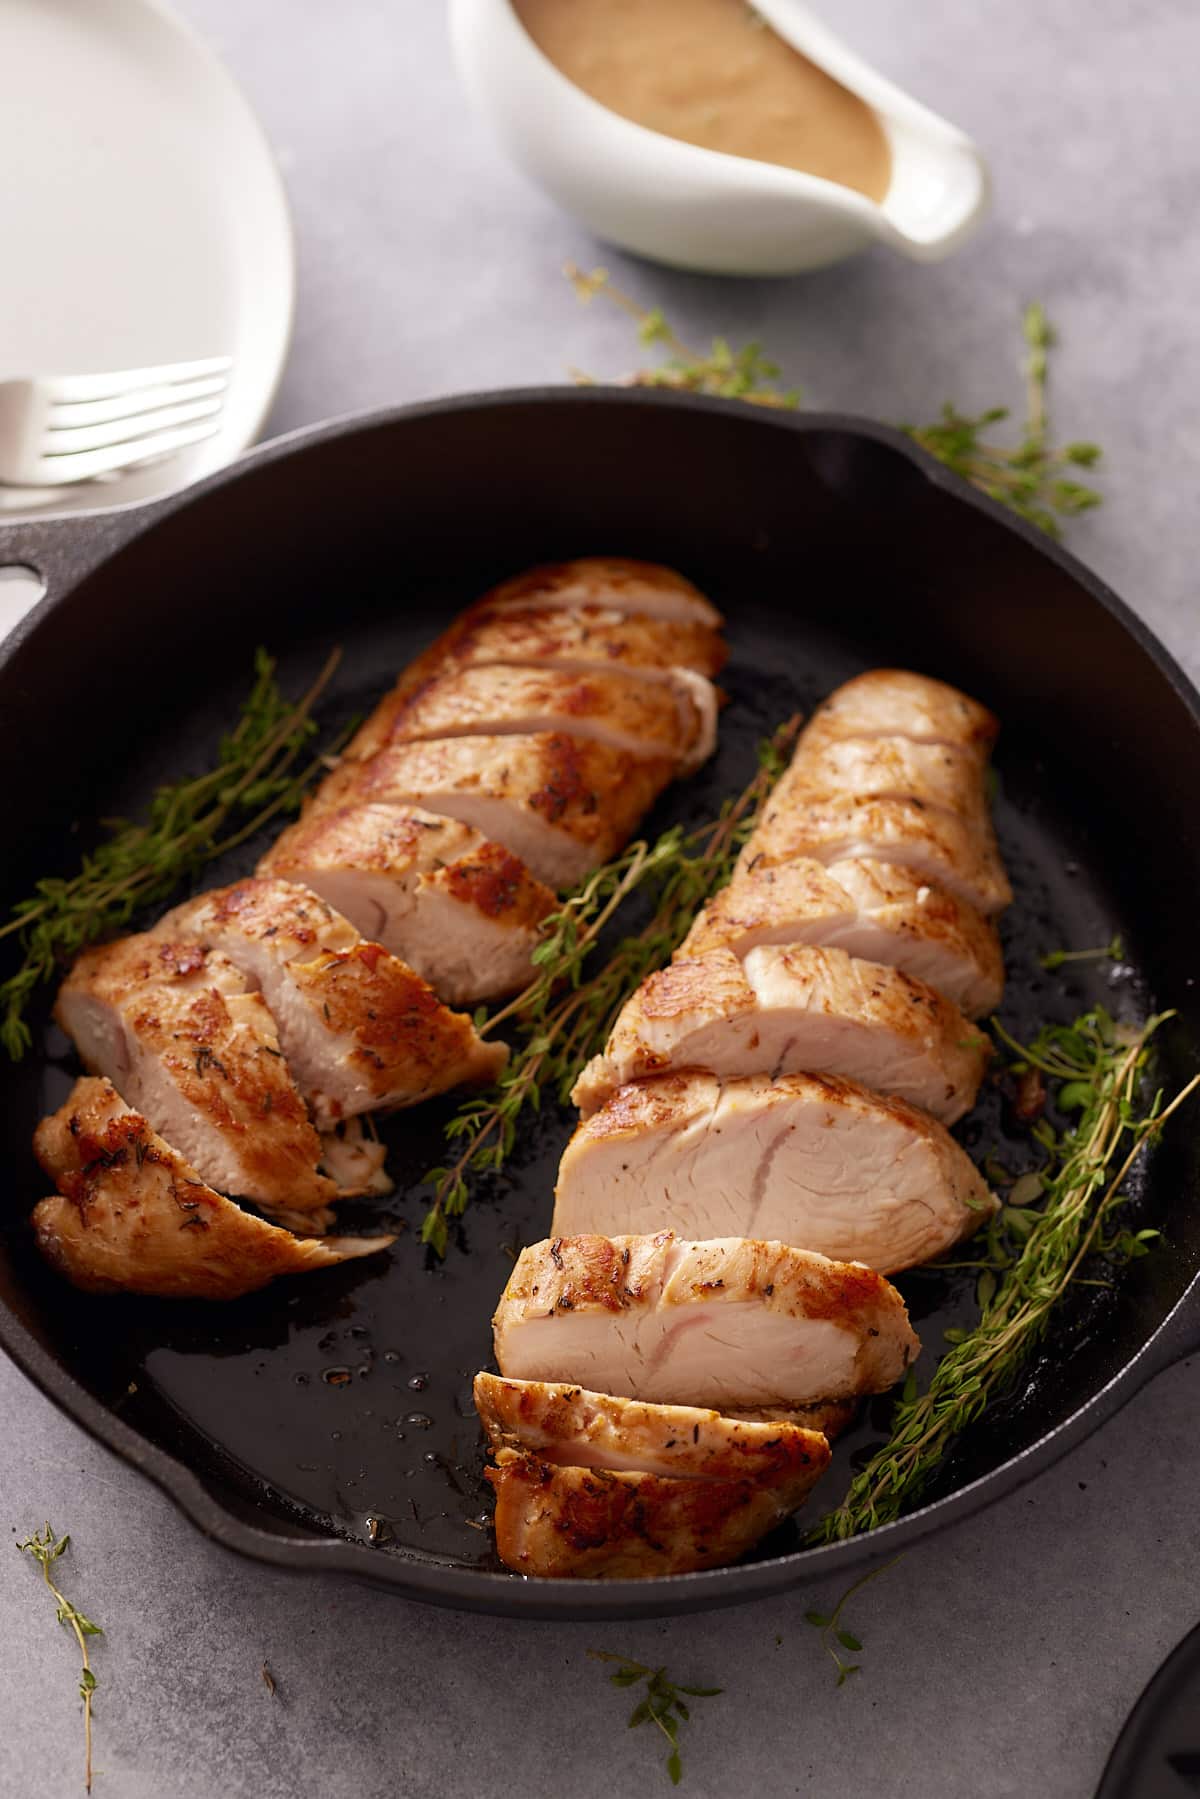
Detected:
[
  {"left": 778, "top": 733, "right": 991, "bottom": 829},
  {"left": 259, "top": 803, "right": 555, "bottom": 1004},
  {"left": 804, "top": 668, "right": 998, "bottom": 759},
  {"left": 484, "top": 557, "right": 723, "bottom": 626},
  {"left": 555, "top": 1069, "right": 995, "bottom": 1272},
  {"left": 493, "top": 1233, "right": 919, "bottom": 1408},
  {"left": 310, "top": 734, "right": 678, "bottom": 890},
  {"left": 744, "top": 794, "right": 1013, "bottom": 917},
  {"left": 474, "top": 1373, "right": 831, "bottom": 1481},
  {"left": 572, "top": 943, "right": 989, "bottom": 1125},
  {"left": 55, "top": 933, "right": 337, "bottom": 1213},
  {"left": 156, "top": 877, "right": 505, "bottom": 1128},
  {"left": 486, "top": 1446, "right": 826, "bottom": 1579},
  {"left": 347, "top": 664, "right": 717, "bottom": 772},
  {"left": 681, "top": 857, "right": 1003, "bottom": 1017},
  {"left": 32, "top": 1078, "right": 392, "bottom": 1300}
]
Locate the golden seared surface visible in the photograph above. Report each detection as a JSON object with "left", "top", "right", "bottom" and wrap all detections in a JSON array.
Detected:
[
  {"left": 308, "top": 733, "right": 678, "bottom": 890},
  {"left": 745, "top": 793, "right": 1013, "bottom": 916},
  {"left": 486, "top": 1445, "right": 827, "bottom": 1578},
  {"left": 346, "top": 664, "right": 715, "bottom": 768},
  {"left": 474, "top": 1373, "right": 830, "bottom": 1481},
  {"left": 573, "top": 941, "right": 989, "bottom": 1125},
  {"left": 805, "top": 668, "right": 999, "bottom": 757},
  {"left": 493, "top": 1232, "right": 919, "bottom": 1409},
  {"left": 434, "top": 602, "right": 727, "bottom": 679},
  {"left": 32, "top": 1078, "right": 391, "bottom": 1300},
  {"left": 778, "top": 732, "right": 991, "bottom": 828},
  {"left": 555, "top": 1067, "right": 996, "bottom": 1273},
  {"left": 158, "top": 877, "right": 506, "bottom": 1128},
  {"left": 484, "top": 557, "right": 724, "bottom": 626},
  {"left": 678, "top": 854, "right": 1003, "bottom": 1015},
  {"left": 259, "top": 804, "right": 555, "bottom": 1005},
  {"left": 55, "top": 933, "right": 336, "bottom": 1212}
]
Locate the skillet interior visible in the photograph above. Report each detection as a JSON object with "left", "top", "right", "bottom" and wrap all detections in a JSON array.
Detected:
[{"left": 2, "top": 391, "right": 1199, "bottom": 1617}]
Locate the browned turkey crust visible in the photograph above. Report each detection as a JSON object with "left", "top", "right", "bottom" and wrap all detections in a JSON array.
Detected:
[
  {"left": 32, "top": 1078, "right": 391, "bottom": 1300},
  {"left": 486, "top": 1445, "right": 827, "bottom": 1578},
  {"left": 572, "top": 943, "right": 990, "bottom": 1125},
  {"left": 493, "top": 1233, "right": 919, "bottom": 1408},
  {"left": 55, "top": 934, "right": 337, "bottom": 1213},
  {"left": 157, "top": 878, "right": 505, "bottom": 1128},
  {"left": 680, "top": 856, "right": 1003, "bottom": 1018}
]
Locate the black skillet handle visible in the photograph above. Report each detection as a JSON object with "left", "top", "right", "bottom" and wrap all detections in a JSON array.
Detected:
[{"left": 0, "top": 501, "right": 164, "bottom": 636}]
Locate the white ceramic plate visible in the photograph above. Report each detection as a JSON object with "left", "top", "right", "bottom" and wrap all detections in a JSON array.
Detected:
[{"left": 0, "top": 0, "right": 295, "bottom": 516}]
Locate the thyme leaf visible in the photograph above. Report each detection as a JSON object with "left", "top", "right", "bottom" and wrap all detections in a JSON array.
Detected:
[
  {"left": 590, "top": 1651, "right": 722, "bottom": 1785},
  {"left": 566, "top": 269, "right": 1102, "bottom": 538},
  {"left": 810, "top": 1007, "right": 1200, "bottom": 1543},
  {"left": 419, "top": 718, "right": 800, "bottom": 1255},
  {"left": 18, "top": 1524, "right": 102, "bottom": 1792},
  {"left": 0, "top": 647, "right": 351, "bottom": 1060},
  {"left": 803, "top": 1556, "right": 900, "bottom": 1684}
]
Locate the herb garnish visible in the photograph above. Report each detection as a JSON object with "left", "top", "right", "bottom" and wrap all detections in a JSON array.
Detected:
[
  {"left": 590, "top": 1651, "right": 722, "bottom": 1786},
  {"left": 419, "top": 719, "right": 800, "bottom": 1254},
  {"left": 803, "top": 1556, "right": 900, "bottom": 1685},
  {"left": 0, "top": 647, "right": 350, "bottom": 1060},
  {"left": 18, "top": 1525, "right": 103, "bottom": 1792},
  {"left": 811, "top": 1008, "right": 1200, "bottom": 1542},
  {"left": 1039, "top": 934, "right": 1124, "bottom": 971},
  {"left": 567, "top": 268, "right": 1101, "bottom": 538}
]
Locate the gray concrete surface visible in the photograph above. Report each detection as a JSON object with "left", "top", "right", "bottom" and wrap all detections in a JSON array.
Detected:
[{"left": 3, "top": 2, "right": 1199, "bottom": 1795}]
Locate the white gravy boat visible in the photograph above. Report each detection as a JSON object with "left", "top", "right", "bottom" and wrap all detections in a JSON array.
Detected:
[{"left": 450, "top": 0, "right": 989, "bottom": 275}]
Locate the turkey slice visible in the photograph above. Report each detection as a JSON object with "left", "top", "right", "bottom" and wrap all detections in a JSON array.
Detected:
[
  {"left": 572, "top": 943, "right": 989, "bottom": 1125},
  {"left": 157, "top": 877, "right": 505, "bottom": 1128},
  {"left": 555, "top": 1069, "right": 996, "bottom": 1273},
  {"left": 260, "top": 803, "right": 555, "bottom": 1005},
  {"left": 493, "top": 1233, "right": 919, "bottom": 1409},
  {"left": 32, "top": 1078, "right": 392, "bottom": 1300},
  {"left": 681, "top": 857, "right": 1003, "bottom": 1017}
]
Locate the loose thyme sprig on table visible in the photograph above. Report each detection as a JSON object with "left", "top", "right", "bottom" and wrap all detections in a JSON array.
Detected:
[
  {"left": 419, "top": 717, "right": 801, "bottom": 1256},
  {"left": 803, "top": 1556, "right": 900, "bottom": 1685},
  {"left": 17, "top": 1525, "right": 103, "bottom": 1793},
  {"left": 0, "top": 647, "right": 350, "bottom": 1059},
  {"left": 566, "top": 267, "right": 1102, "bottom": 537},
  {"left": 810, "top": 1007, "right": 1200, "bottom": 1543},
  {"left": 590, "top": 1651, "right": 723, "bottom": 1786}
]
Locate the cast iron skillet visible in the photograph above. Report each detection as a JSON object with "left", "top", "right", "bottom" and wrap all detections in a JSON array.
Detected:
[{"left": 1, "top": 390, "right": 1198, "bottom": 1620}]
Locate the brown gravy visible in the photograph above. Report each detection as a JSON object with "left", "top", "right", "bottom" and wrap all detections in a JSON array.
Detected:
[{"left": 512, "top": 0, "right": 891, "bottom": 203}]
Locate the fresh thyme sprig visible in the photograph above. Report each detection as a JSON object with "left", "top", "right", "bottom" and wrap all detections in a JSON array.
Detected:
[
  {"left": 590, "top": 1651, "right": 722, "bottom": 1786},
  {"left": 803, "top": 1556, "right": 900, "bottom": 1685},
  {"left": 18, "top": 1525, "right": 103, "bottom": 1793},
  {"left": 810, "top": 1008, "right": 1200, "bottom": 1543},
  {"left": 419, "top": 718, "right": 800, "bottom": 1255},
  {"left": 566, "top": 269, "right": 1101, "bottom": 537},
  {"left": 1039, "top": 933, "right": 1124, "bottom": 971},
  {"left": 0, "top": 647, "right": 349, "bottom": 1060}
]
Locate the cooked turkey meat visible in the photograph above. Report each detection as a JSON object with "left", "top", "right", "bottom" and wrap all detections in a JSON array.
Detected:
[
  {"left": 744, "top": 794, "right": 1013, "bottom": 917},
  {"left": 259, "top": 803, "right": 555, "bottom": 1004},
  {"left": 32, "top": 1078, "right": 391, "bottom": 1300},
  {"left": 484, "top": 557, "right": 724, "bottom": 626},
  {"left": 556, "top": 1069, "right": 996, "bottom": 1272},
  {"left": 804, "top": 668, "right": 999, "bottom": 759},
  {"left": 493, "top": 1233, "right": 919, "bottom": 1408},
  {"left": 55, "top": 933, "right": 337, "bottom": 1213},
  {"left": 573, "top": 943, "right": 988, "bottom": 1124},
  {"left": 474, "top": 1373, "right": 831, "bottom": 1481},
  {"left": 486, "top": 1446, "right": 827, "bottom": 1579},
  {"left": 156, "top": 877, "right": 505, "bottom": 1128},
  {"left": 310, "top": 734, "right": 678, "bottom": 890},
  {"left": 347, "top": 664, "right": 717, "bottom": 772},
  {"left": 682, "top": 856, "right": 1003, "bottom": 1017}
]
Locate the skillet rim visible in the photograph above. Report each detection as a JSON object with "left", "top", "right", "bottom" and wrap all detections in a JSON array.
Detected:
[{"left": 2, "top": 385, "right": 1199, "bottom": 1619}]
